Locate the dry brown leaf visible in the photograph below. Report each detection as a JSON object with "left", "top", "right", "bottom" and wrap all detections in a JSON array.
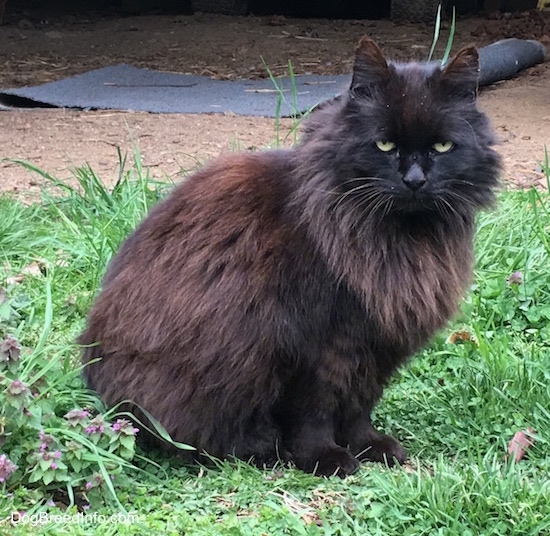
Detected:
[
  {"left": 301, "top": 512, "right": 322, "bottom": 526},
  {"left": 5, "top": 259, "right": 47, "bottom": 285},
  {"left": 507, "top": 427, "right": 536, "bottom": 463},
  {"left": 5, "top": 274, "right": 25, "bottom": 285},
  {"left": 21, "top": 260, "right": 46, "bottom": 276},
  {"left": 446, "top": 329, "right": 477, "bottom": 345}
]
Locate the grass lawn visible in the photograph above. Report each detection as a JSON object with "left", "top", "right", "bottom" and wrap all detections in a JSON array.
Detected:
[{"left": 0, "top": 148, "right": 549, "bottom": 536}]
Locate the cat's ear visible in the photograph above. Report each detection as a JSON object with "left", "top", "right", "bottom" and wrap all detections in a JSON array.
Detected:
[
  {"left": 350, "top": 37, "right": 390, "bottom": 97},
  {"left": 440, "top": 46, "right": 480, "bottom": 99}
]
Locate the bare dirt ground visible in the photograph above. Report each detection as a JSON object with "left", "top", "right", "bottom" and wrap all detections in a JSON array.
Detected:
[{"left": 0, "top": 9, "right": 548, "bottom": 198}]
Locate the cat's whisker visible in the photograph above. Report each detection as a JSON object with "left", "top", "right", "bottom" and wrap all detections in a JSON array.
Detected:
[
  {"left": 356, "top": 191, "right": 392, "bottom": 226},
  {"left": 456, "top": 116, "right": 479, "bottom": 145},
  {"left": 332, "top": 183, "right": 383, "bottom": 213},
  {"left": 334, "top": 186, "right": 386, "bottom": 227},
  {"left": 446, "top": 190, "right": 476, "bottom": 208},
  {"left": 340, "top": 176, "right": 385, "bottom": 186},
  {"left": 435, "top": 198, "right": 456, "bottom": 220},
  {"left": 322, "top": 176, "right": 389, "bottom": 214},
  {"left": 453, "top": 179, "right": 476, "bottom": 187},
  {"left": 381, "top": 197, "right": 395, "bottom": 220},
  {"left": 352, "top": 189, "right": 389, "bottom": 217}
]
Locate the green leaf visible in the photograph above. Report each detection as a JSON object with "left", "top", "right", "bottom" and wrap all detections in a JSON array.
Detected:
[
  {"left": 42, "top": 470, "right": 54, "bottom": 485},
  {"left": 28, "top": 467, "right": 44, "bottom": 483},
  {"left": 0, "top": 299, "right": 12, "bottom": 322},
  {"left": 25, "top": 404, "right": 43, "bottom": 430},
  {"left": 39, "top": 459, "right": 52, "bottom": 472},
  {"left": 70, "top": 459, "right": 83, "bottom": 473},
  {"left": 118, "top": 434, "right": 136, "bottom": 451}
]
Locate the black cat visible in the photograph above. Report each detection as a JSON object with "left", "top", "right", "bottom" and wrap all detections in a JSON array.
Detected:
[{"left": 80, "top": 37, "right": 501, "bottom": 476}]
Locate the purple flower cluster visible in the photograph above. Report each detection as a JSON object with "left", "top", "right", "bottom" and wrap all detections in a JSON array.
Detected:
[
  {"left": 38, "top": 430, "right": 55, "bottom": 451},
  {"left": 38, "top": 449, "right": 62, "bottom": 461},
  {"left": 35, "top": 431, "right": 62, "bottom": 469},
  {"left": 7, "top": 380, "right": 28, "bottom": 396},
  {"left": 81, "top": 415, "right": 107, "bottom": 437},
  {"left": 507, "top": 271, "right": 523, "bottom": 286},
  {"left": 0, "top": 453, "right": 18, "bottom": 482},
  {"left": 64, "top": 409, "right": 90, "bottom": 426},
  {"left": 85, "top": 472, "right": 105, "bottom": 491},
  {"left": 111, "top": 419, "right": 139, "bottom": 436},
  {"left": 85, "top": 424, "right": 105, "bottom": 436},
  {"left": 0, "top": 336, "right": 21, "bottom": 363}
]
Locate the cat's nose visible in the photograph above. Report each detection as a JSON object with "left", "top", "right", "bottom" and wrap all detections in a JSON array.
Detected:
[{"left": 402, "top": 163, "right": 427, "bottom": 191}]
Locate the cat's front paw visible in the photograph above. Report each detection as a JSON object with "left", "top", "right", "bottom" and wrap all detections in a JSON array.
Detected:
[
  {"left": 295, "top": 446, "right": 360, "bottom": 477},
  {"left": 356, "top": 434, "right": 407, "bottom": 467}
]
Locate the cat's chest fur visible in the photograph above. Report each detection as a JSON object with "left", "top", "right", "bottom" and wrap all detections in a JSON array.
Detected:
[{"left": 318, "top": 213, "right": 474, "bottom": 355}]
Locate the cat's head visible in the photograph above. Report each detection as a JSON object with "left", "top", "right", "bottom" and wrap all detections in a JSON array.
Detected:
[{"left": 300, "top": 37, "right": 502, "bottom": 223}]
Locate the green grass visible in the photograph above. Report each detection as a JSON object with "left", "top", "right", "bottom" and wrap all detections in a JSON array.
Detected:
[{"left": 1, "top": 151, "right": 549, "bottom": 535}]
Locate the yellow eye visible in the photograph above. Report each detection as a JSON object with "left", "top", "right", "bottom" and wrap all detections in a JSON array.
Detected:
[
  {"left": 376, "top": 140, "right": 396, "bottom": 152},
  {"left": 432, "top": 141, "right": 454, "bottom": 153}
]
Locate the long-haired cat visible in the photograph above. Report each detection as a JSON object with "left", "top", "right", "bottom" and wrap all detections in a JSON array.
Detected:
[{"left": 80, "top": 37, "right": 501, "bottom": 476}]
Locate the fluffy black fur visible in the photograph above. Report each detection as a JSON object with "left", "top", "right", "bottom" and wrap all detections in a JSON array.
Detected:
[{"left": 80, "top": 37, "right": 501, "bottom": 476}]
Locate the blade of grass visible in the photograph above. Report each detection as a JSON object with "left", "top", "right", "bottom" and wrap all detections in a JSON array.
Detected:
[
  {"left": 441, "top": 6, "right": 456, "bottom": 65},
  {"left": 261, "top": 56, "right": 285, "bottom": 147},
  {"left": 427, "top": 4, "right": 443, "bottom": 62},
  {"left": 33, "top": 279, "right": 53, "bottom": 356}
]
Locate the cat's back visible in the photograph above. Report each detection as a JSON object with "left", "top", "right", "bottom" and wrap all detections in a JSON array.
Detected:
[
  {"left": 103, "top": 149, "right": 296, "bottom": 286},
  {"left": 81, "top": 149, "right": 319, "bottom": 355}
]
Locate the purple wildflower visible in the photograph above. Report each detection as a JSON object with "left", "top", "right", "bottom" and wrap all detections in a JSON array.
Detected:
[
  {"left": 0, "top": 336, "right": 21, "bottom": 363},
  {"left": 50, "top": 463, "right": 58, "bottom": 471},
  {"left": 0, "top": 454, "right": 18, "bottom": 482},
  {"left": 85, "top": 481, "right": 93, "bottom": 490},
  {"left": 7, "top": 380, "right": 27, "bottom": 396},
  {"left": 111, "top": 419, "right": 139, "bottom": 436},
  {"left": 64, "top": 409, "right": 90, "bottom": 425},
  {"left": 84, "top": 415, "right": 106, "bottom": 436},
  {"left": 38, "top": 430, "right": 55, "bottom": 448},
  {"left": 507, "top": 271, "right": 523, "bottom": 286}
]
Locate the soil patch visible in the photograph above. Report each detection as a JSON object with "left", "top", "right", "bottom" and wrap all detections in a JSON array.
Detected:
[{"left": 0, "top": 10, "right": 548, "bottom": 195}]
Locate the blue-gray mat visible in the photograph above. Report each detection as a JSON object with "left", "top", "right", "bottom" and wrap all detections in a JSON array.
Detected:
[
  {"left": 0, "top": 66, "right": 351, "bottom": 116},
  {"left": 0, "top": 39, "right": 545, "bottom": 117}
]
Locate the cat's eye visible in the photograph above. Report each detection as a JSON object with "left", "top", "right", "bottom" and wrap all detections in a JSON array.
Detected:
[
  {"left": 376, "top": 140, "right": 396, "bottom": 152},
  {"left": 432, "top": 141, "right": 455, "bottom": 153}
]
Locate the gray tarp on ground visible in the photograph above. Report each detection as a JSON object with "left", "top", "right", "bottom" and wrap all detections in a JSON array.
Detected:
[
  {"left": 0, "top": 66, "right": 352, "bottom": 117},
  {"left": 0, "top": 39, "right": 545, "bottom": 117}
]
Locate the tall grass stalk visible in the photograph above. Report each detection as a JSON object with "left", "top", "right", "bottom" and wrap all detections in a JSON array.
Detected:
[{"left": 428, "top": 4, "right": 457, "bottom": 64}]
